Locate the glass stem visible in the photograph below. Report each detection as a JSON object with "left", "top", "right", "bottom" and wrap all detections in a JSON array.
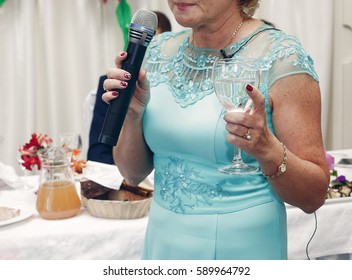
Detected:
[{"left": 232, "top": 146, "right": 243, "bottom": 165}]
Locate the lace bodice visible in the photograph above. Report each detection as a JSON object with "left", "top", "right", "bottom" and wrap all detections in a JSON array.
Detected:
[{"left": 145, "top": 25, "right": 318, "bottom": 108}]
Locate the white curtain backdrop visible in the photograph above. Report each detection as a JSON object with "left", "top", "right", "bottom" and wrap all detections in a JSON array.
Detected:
[
  {"left": 0, "top": 0, "right": 336, "bottom": 173},
  {"left": 255, "top": 0, "right": 334, "bottom": 149},
  {"left": 0, "top": 0, "right": 179, "bottom": 173}
]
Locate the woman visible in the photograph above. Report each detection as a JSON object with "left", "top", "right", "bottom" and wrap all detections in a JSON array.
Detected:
[{"left": 102, "top": 0, "right": 330, "bottom": 259}]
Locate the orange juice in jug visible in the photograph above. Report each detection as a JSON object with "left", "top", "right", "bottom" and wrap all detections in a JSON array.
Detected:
[
  {"left": 36, "top": 180, "right": 81, "bottom": 219},
  {"left": 37, "top": 147, "right": 81, "bottom": 220}
]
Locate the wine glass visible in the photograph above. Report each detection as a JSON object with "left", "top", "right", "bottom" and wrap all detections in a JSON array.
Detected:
[
  {"left": 16, "top": 155, "right": 41, "bottom": 191},
  {"left": 58, "top": 132, "right": 82, "bottom": 159},
  {"left": 213, "top": 57, "right": 260, "bottom": 175},
  {"left": 59, "top": 133, "right": 81, "bottom": 149}
]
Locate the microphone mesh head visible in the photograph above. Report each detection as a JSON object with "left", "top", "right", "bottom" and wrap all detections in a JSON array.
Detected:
[{"left": 131, "top": 9, "right": 158, "bottom": 31}]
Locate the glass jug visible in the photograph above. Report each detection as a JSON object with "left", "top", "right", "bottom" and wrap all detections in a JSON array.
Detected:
[{"left": 36, "top": 147, "right": 81, "bottom": 219}]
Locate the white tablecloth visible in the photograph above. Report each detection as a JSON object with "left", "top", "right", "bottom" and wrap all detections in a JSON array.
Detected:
[
  {"left": 287, "top": 197, "right": 352, "bottom": 259},
  {"left": 0, "top": 188, "right": 148, "bottom": 260},
  {"left": 287, "top": 149, "right": 352, "bottom": 260},
  {"left": 1, "top": 150, "right": 351, "bottom": 260}
]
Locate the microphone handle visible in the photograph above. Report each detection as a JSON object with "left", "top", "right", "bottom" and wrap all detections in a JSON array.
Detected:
[{"left": 98, "top": 42, "right": 147, "bottom": 146}]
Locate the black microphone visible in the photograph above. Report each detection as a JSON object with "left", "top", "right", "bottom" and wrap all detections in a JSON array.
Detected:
[{"left": 98, "top": 9, "right": 158, "bottom": 146}]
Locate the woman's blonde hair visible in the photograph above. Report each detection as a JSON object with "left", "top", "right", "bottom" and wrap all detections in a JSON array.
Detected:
[{"left": 238, "top": 0, "right": 260, "bottom": 18}]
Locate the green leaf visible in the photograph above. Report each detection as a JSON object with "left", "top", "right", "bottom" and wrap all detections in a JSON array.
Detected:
[{"left": 115, "top": 0, "right": 132, "bottom": 50}]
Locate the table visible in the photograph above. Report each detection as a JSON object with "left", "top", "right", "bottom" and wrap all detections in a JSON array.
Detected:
[
  {"left": 0, "top": 188, "right": 148, "bottom": 260},
  {"left": 287, "top": 149, "right": 352, "bottom": 260},
  {"left": 287, "top": 197, "right": 352, "bottom": 260},
  {"left": 1, "top": 150, "right": 352, "bottom": 260}
]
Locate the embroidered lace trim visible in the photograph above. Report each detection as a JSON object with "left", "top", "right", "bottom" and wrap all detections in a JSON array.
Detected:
[
  {"left": 144, "top": 27, "right": 318, "bottom": 108},
  {"left": 154, "top": 156, "right": 229, "bottom": 214}
]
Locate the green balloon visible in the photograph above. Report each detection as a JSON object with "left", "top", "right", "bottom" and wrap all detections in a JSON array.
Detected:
[{"left": 115, "top": 0, "right": 132, "bottom": 51}]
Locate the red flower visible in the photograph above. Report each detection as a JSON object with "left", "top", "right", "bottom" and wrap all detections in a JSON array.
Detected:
[{"left": 19, "top": 133, "right": 53, "bottom": 171}]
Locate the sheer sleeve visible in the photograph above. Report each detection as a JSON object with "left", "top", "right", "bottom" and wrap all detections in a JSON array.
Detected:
[{"left": 267, "top": 34, "right": 319, "bottom": 88}]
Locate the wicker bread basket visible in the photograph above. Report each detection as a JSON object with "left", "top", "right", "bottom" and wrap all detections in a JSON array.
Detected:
[{"left": 81, "top": 178, "right": 153, "bottom": 219}]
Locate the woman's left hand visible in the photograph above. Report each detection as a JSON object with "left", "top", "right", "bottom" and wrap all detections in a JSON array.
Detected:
[{"left": 223, "top": 84, "right": 274, "bottom": 158}]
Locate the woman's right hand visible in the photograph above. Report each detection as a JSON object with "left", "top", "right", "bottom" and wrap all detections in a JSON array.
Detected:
[{"left": 102, "top": 51, "right": 151, "bottom": 118}]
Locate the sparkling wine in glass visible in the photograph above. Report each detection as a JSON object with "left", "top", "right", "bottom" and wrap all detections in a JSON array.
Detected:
[{"left": 213, "top": 57, "right": 260, "bottom": 175}]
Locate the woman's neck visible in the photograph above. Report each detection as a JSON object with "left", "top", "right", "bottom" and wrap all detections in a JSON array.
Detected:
[{"left": 191, "top": 18, "right": 261, "bottom": 50}]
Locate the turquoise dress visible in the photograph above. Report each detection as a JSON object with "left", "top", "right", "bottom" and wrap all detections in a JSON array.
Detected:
[{"left": 141, "top": 25, "right": 319, "bottom": 260}]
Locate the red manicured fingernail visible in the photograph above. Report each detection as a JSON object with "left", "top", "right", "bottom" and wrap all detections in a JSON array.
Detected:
[
  {"left": 112, "top": 91, "right": 119, "bottom": 96},
  {"left": 124, "top": 73, "right": 131, "bottom": 79},
  {"left": 246, "top": 84, "right": 253, "bottom": 92},
  {"left": 120, "top": 51, "right": 126, "bottom": 56},
  {"left": 121, "top": 81, "right": 127, "bottom": 87}
]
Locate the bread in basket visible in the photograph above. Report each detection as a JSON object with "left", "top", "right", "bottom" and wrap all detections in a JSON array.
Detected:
[{"left": 81, "top": 178, "right": 153, "bottom": 219}]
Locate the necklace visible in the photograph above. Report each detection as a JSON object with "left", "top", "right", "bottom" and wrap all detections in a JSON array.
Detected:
[{"left": 191, "top": 18, "right": 245, "bottom": 50}]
